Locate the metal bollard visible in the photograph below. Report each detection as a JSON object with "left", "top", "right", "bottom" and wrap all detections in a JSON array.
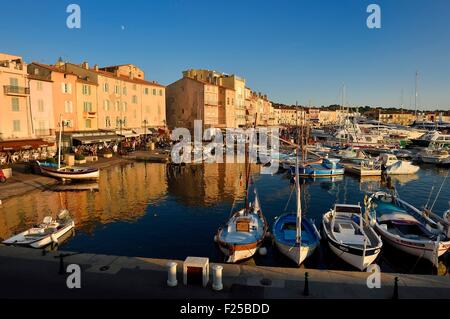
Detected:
[
  {"left": 212, "top": 265, "right": 223, "bottom": 291},
  {"left": 167, "top": 262, "right": 178, "bottom": 287},
  {"left": 392, "top": 276, "right": 399, "bottom": 299},
  {"left": 303, "top": 272, "right": 309, "bottom": 296}
]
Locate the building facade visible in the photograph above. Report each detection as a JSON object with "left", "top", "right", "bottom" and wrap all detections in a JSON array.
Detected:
[{"left": 0, "top": 53, "right": 32, "bottom": 140}]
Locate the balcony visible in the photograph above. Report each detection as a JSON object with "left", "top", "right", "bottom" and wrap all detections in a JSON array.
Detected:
[
  {"left": 3, "top": 85, "right": 30, "bottom": 96},
  {"left": 83, "top": 111, "right": 97, "bottom": 118}
]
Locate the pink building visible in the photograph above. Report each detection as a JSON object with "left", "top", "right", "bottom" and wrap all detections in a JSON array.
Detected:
[{"left": 28, "top": 75, "right": 55, "bottom": 139}]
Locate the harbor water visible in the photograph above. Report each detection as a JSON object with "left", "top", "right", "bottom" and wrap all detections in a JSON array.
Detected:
[{"left": 0, "top": 162, "right": 449, "bottom": 275}]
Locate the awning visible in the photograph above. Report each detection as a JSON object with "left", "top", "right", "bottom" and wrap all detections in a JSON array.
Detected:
[
  {"left": 0, "top": 139, "right": 55, "bottom": 151},
  {"left": 72, "top": 134, "right": 120, "bottom": 145},
  {"left": 115, "top": 130, "right": 140, "bottom": 138}
]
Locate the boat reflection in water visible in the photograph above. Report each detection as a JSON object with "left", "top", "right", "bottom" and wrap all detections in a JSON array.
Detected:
[{"left": 0, "top": 162, "right": 448, "bottom": 275}]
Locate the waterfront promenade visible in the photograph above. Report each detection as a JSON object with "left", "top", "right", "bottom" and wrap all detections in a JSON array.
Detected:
[{"left": 0, "top": 245, "right": 449, "bottom": 299}]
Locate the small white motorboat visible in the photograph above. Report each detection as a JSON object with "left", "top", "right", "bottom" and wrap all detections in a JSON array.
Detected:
[
  {"left": 379, "top": 153, "right": 419, "bottom": 175},
  {"left": 419, "top": 148, "right": 449, "bottom": 165},
  {"left": 322, "top": 203, "right": 382, "bottom": 271},
  {"left": 2, "top": 209, "right": 75, "bottom": 248}
]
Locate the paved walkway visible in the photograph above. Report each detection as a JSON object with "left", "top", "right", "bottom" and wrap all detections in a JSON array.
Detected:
[{"left": 0, "top": 246, "right": 449, "bottom": 299}]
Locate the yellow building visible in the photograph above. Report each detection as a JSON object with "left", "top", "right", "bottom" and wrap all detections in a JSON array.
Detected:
[
  {"left": 379, "top": 112, "right": 414, "bottom": 126},
  {"left": 273, "top": 106, "right": 305, "bottom": 126},
  {"left": 63, "top": 62, "right": 166, "bottom": 134}
]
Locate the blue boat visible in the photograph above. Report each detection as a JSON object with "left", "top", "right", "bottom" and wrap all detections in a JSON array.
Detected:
[
  {"left": 273, "top": 148, "right": 321, "bottom": 266},
  {"left": 290, "top": 158, "right": 345, "bottom": 177}
]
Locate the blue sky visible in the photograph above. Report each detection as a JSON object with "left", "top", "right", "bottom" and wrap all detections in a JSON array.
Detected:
[{"left": 1, "top": 0, "right": 449, "bottom": 110}]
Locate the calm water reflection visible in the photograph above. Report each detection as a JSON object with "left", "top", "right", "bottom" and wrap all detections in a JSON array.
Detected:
[{"left": 0, "top": 162, "right": 448, "bottom": 275}]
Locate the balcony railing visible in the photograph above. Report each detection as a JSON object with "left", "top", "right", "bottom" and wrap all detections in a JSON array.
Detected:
[{"left": 3, "top": 85, "right": 30, "bottom": 95}]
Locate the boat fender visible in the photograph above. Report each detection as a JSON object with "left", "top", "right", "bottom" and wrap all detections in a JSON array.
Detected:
[{"left": 259, "top": 247, "right": 267, "bottom": 256}]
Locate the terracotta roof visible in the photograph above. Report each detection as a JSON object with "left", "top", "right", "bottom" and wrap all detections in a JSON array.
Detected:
[
  {"left": 87, "top": 67, "right": 165, "bottom": 88},
  {"left": 27, "top": 74, "right": 53, "bottom": 83},
  {"left": 31, "top": 62, "right": 78, "bottom": 77}
]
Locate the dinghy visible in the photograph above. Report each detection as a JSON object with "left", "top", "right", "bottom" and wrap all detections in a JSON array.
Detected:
[
  {"left": 322, "top": 203, "right": 382, "bottom": 270},
  {"left": 366, "top": 191, "right": 450, "bottom": 267},
  {"left": 3, "top": 209, "right": 75, "bottom": 248}
]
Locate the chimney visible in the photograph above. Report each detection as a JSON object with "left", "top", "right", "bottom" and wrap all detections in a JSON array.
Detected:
[
  {"left": 81, "top": 61, "right": 89, "bottom": 69},
  {"left": 93, "top": 64, "right": 99, "bottom": 71}
]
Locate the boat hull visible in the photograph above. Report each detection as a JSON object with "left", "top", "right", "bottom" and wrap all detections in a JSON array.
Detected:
[
  {"left": 41, "top": 166, "right": 99, "bottom": 181},
  {"left": 273, "top": 239, "right": 317, "bottom": 266},
  {"left": 3, "top": 221, "right": 75, "bottom": 248}
]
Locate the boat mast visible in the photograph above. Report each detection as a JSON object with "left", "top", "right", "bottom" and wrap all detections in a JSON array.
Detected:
[
  {"left": 58, "top": 114, "right": 63, "bottom": 170},
  {"left": 244, "top": 113, "right": 258, "bottom": 211},
  {"left": 296, "top": 108, "right": 302, "bottom": 247},
  {"left": 414, "top": 71, "right": 419, "bottom": 120}
]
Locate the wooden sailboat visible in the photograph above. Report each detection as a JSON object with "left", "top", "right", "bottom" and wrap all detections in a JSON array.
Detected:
[
  {"left": 366, "top": 191, "right": 450, "bottom": 267},
  {"left": 216, "top": 118, "right": 269, "bottom": 263},
  {"left": 273, "top": 119, "right": 320, "bottom": 266},
  {"left": 38, "top": 115, "right": 99, "bottom": 181}
]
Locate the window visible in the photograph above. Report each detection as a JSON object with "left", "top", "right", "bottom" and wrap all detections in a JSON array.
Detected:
[
  {"left": 38, "top": 99, "right": 44, "bottom": 112},
  {"left": 123, "top": 117, "right": 127, "bottom": 126},
  {"left": 144, "top": 88, "right": 149, "bottom": 95},
  {"left": 105, "top": 116, "right": 111, "bottom": 128},
  {"left": 122, "top": 102, "right": 127, "bottom": 112},
  {"left": 36, "top": 81, "right": 43, "bottom": 91},
  {"left": 85, "top": 119, "right": 91, "bottom": 129},
  {"left": 227, "top": 98, "right": 230, "bottom": 105},
  {"left": 115, "top": 85, "right": 120, "bottom": 94},
  {"left": 82, "top": 84, "right": 91, "bottom": 95},
  {"left": 13, "top": 120, "right": 21, "bottom": 132},
  {"left": 123, "top": 87, "right": 127, "bottom": 95},
  {"left": 115, "top": 101, "right": 120, "bottom": 111},
  {"left": 62, "top": 83, "right": 72, "bottom": 94},
  {"left": 132, "top": 95, "right": 137, "bottom": 104},
  {"left": 152, "top": 89, "right": 156, "bottom": 95},
  {"left": 116, "top": 117, "right": 120, "bottom": 127},
  {"left": 103, "top": 83, "right": 109, "bottom": 92},
  {"left": 64, "top": 100, "right": 73, "bottom": 113},
  {"left": 104, "top": 100, "right": 110, "bottom": 111},
  {"left": 83, "top": 102, "right": 93, "bottom": 112},
  {"left": 12, "top": 97, "right": 19, "bottom": 111},
  {"left": 159, "top": 89, "right": 163, "bottom": 96},
  {"left": 10, "top": 78, "right": 18, "bottom": 87}
]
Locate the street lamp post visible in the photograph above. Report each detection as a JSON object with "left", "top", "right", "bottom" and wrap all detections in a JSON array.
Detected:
[{"left": 143, "top": 119, "right": 148, "bottom": 147}]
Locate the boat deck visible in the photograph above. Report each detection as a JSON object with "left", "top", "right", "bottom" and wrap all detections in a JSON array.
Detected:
[
  {"left": 273, "top": 213, "right": 318, "bottom": 247},
  {"left": 219, "top": 211, "right": 265, "bottom": 245}
]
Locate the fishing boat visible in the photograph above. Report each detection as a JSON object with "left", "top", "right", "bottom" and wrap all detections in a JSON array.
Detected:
[
  {"left": 322, "top": 203, "right": 382, "bottom": 270},
  {"left": 366, "top": 191, "right": 450, "bottom": 267},
  {"left": 38, "top": 164, "right": 99, "bottom": 181},
  {"left": 2, "top": 209, "right": 75, "bottom": 248},
  {"left": 38, "top": 115, "right": 99, "bottom": 181},
  {"left": 379, "top": 154, "right": 419, "bottom": 175},
  {"left": 216, "top": 119, "right": 269, "bottom": 263},
  {"left": 273, "top": 121, "right": 321, "bottom": 266},
  {"left": 291, "top": 157, "right": 345, "bottom": 177}
]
